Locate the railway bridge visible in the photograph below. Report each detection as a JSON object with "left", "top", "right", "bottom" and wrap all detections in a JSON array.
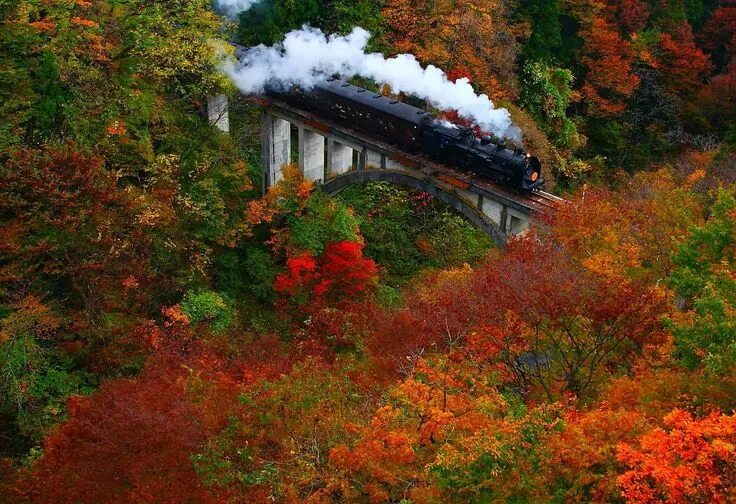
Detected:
[{"left": 206, "top": 93, "right": 562, "bottom": 246}]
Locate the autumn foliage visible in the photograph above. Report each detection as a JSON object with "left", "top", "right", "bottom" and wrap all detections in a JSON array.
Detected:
[
  {"left": 275, "top": 241, "right": 378, "bottom": 303},
  {"left": 12, "top": 360, "right": 227, "bottom": 503},
  {"left": 579, "top": 17, "right": 640, "bottom": 115},
  {"left": 3, "top": 0, "right": 736, "bottom": 501},
  {"left": 657, "top": 24, "right": 714, "bottom": 96},
  {"left": 617, "top": 409, "right": 736, "bottom": 503},
  {"left": 382, "top": 0, "right": 519, "bottom": 100}
]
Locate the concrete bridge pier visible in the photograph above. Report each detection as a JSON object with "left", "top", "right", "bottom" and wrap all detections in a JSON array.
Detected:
[
  {"left": 299, "top": 128, "right": 325, "bottom": 183},
  {"left": 385, "top": 157, "right": 408, "bottom": 170},
  {"left": 207, "top": 95, "right": 229, "bottom": 132},
  {"left": 327, "top": 139, "right": 353, "bottom": 176},
  {"left": 454, "top": 188, "right": 531, "bottom": 236},
  {"left": 436, "top": 185, "right": 531, "bottom": 238},
  {"left": 366, "top": 150, "right": 383, "bottom": 169},
  {"left": 261, "top": 113, "right": 291, "bottom": 188},
  {"left": 477, "top": 194, "right": 529, "bottom": 234}
]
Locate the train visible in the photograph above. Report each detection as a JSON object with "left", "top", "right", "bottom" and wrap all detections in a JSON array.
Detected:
[{"left": 270, "top": 78, "right": 544, "bottom": 191}]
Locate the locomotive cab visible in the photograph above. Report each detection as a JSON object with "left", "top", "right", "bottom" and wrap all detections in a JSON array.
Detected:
[{"left": 421, "top": 122, "right": 473, "bottom": 163}]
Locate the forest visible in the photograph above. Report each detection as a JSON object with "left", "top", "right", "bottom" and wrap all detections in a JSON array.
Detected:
[{"left": 0, "top": 0, "right": 735, "bottom": 502}]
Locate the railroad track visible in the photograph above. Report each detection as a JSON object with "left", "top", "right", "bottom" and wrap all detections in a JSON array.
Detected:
[{"left": 527, "top": 190, "right": 566, "bottom": 210}]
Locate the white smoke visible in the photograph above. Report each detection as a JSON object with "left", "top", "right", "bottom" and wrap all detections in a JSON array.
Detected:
[
  {"left": 223, "top": 26, "right": 521, "bottom": 141},
  {"left": 215, "top": 0, "right": 261, "bottom": 18},
  {"left": 436, "top": 119, "right": 460, "bottom": 129}
]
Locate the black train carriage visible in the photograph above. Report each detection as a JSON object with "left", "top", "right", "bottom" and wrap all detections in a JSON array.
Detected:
[
  {"left": 271, "top": 78, "right": 544, "bottom": 191},
  {"left": 275, "top": 78, "right": 430, "bottom": 148}
]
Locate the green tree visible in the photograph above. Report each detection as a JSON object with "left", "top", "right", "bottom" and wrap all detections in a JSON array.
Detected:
[
  {"left": 237, "top": 0, "right": 384, "bottom": 48},
  {"left": 180, "top": 290, "right": 236, "bottom": 332},
  {"left": 668, "top": 188, "right": 736, "bottom": 374},
  {"left": 519, "top": 0, "right": 563, "bottom": 62},
  {"left": 338, "top": 182, "right": 492, "bottom": 284},
  {"left": 0, "top": 297, "right": 93, "bottom": 447},
  {"left": 520, "top": 61, "right": 581, "bottom": 150}
]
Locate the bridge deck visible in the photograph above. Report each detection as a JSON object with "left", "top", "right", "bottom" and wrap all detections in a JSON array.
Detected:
[{"left": 252, "top": 95, "right": 562, "bottom": 217}]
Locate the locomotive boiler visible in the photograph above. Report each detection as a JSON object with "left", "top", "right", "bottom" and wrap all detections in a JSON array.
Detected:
[{"left": 271, "top": 78, "right": 544, "bottom": 191}]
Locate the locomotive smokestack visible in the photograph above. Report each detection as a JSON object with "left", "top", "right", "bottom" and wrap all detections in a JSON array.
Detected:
[{"left": 223, "top": 26, "right": 522, "bottom": 142}]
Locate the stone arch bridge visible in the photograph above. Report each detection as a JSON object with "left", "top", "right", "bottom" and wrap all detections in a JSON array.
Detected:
[{"left": 206, "top": 93, "right": 563, "bottom": 246}]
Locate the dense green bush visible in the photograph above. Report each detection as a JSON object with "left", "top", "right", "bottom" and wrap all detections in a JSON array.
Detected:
[
  {"left": 338, "top": 182, "right": 493, "bottom": 284},
  {"left": 180, "top": 290, "right": 236, "bottom": 332}
]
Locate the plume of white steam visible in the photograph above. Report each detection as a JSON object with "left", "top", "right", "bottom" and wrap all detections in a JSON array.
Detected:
[
  {"left": 223, "top": 26, "right": 521, "bottom": 141},
  {"left": 436, "top": 119, "right": 460, "bottom": 129},
  {"left": 215, "top": 0, "right": 261, "bottom": 18}
]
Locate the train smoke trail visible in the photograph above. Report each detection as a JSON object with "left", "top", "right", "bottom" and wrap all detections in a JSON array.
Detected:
[
  {"left": 223, "top": 26, "right": 521, "bottom": 142},
  {"left": 214, "top": 0, "right": 261, "bottom": 18}
]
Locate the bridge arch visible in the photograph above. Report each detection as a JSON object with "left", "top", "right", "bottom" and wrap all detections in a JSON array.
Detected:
[{"left": 321, "top": 169, "right": 508, "bottom": 246}]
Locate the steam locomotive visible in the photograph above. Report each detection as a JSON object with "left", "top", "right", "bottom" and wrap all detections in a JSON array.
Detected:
[{"left": 271, "top": 78, "right": 544, "bottom": 191}]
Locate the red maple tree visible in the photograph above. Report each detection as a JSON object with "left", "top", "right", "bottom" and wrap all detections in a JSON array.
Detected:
[{"left": 274, "top": 241, "right": 378, "bottom": 305}]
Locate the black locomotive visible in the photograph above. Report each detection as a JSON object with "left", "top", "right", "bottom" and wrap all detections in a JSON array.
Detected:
[{"left": 271, "top": 78, "right": 543, "bottom": 191}]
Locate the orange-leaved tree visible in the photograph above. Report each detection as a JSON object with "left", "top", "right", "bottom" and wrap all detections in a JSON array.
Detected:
[
  {"left": 382, "top": 0, "right": 520, "bottom": 100},
  {"left": 657, "top": 23, "right": 714, "bottom": 97},
  {"left": 617, "top": 409, "right": 736, "bottom": 503},
  {"left": 327, "top": 355, "right": 562, "bottom": 502},
  {"left": 579, "top": 17, "right": 640, "bottom": 115}
]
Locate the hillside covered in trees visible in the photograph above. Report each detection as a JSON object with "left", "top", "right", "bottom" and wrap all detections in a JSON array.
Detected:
[{"left": 1, "top": 0, "right": 736, "bottom": 502}]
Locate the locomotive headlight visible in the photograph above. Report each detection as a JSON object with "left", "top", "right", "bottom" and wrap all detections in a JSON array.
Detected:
[{"left": 530, "top": 171, "right": 539, "bottom": 182}]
